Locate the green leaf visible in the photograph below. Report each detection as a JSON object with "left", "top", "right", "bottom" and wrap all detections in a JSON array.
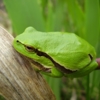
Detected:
[
  {"left": 66, "top": 0, "right": 85, "bottom": 37},
  {"left": 3, "top": 0, "right": 45, "bottom": 35},
  {"left": 85, "top": 0, "right": 99, "bottom": 100}
]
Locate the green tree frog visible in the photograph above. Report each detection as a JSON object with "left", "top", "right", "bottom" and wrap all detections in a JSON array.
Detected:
[{"left": 13, "top": 27, "right": 98, "bottom": 78}]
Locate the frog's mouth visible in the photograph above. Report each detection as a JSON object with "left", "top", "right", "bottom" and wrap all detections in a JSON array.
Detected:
[{"left": 16, "top": 40, "right": 93, "bottom": 74}]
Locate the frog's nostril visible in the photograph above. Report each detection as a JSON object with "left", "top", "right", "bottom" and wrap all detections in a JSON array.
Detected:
[{"left": 16, "top": 40, "right": 19, "bottom": 42}]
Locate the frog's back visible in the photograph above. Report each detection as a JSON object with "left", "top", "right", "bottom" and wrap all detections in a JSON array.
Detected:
[
  {"left": 30, "top": 31, "right": 96, "bottom": 70},
  {"left": 20, "top": 29, "right": 95, "bottom": 56},
  {"left": 16, "top": 27, "right": 96, "bottom": 70},
  {"left": 30, "top": 31, "right": 93, "bottom": 54}
]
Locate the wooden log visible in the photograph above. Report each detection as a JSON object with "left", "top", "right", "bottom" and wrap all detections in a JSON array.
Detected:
[{"left": 0, "top": 27, "right": 56, "bottom": 100}]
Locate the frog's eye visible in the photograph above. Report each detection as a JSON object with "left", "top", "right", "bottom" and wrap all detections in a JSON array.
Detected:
[{"left": 24, "top": 46, "right": 35, "bottom": 52}]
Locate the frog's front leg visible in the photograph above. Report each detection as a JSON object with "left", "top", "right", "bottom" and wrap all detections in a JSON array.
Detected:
[
  {"left": 28, "top": 58, "right": 51, "bottom": 72},
  {"left": 28, "top": 58, "right": 63, "bottom": 77}
]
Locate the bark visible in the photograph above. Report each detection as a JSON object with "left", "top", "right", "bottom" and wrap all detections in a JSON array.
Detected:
[{"left": 0, "top": 26, "right": 56, "bottom": 100}]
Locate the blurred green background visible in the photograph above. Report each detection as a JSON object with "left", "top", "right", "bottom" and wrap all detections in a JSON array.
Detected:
[{"left": 0, "top": 0, "right": 100, "bottom": 100}]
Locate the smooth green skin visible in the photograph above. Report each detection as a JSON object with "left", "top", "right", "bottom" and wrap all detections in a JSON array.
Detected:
[{"left": 13, "top": 27, "right": 98, "bottom": 78}]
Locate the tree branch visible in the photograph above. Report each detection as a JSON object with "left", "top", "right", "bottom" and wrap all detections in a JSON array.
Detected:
[{"left": 0, "top": 27, "right": 56, "bottom": 100}]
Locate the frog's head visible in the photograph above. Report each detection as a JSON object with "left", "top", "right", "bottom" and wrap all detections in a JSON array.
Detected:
[
  {"left": 13, "top": 27, "right": 50, "bottom": 68},
  {"left": 13, "top": 27, "right": 40, "bottom": 58}
]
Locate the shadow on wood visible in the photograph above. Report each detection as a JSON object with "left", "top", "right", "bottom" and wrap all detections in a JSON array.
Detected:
[{"left": 0, "top": 27, "right": 56, "bottom": 100}]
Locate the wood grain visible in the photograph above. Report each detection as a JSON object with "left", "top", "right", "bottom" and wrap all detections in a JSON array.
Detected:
[{"left": 0, "top": 27, "right": 56, "bottom": 100}]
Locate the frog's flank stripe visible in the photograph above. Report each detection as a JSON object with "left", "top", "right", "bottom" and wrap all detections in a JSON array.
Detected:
[
  {"left": 35, "top": 49, "right": 76, "bottom": 74},
  {"left": 17, "top": 41, "right": 76, "bottom": 74},
  {"left": 23, "top": 44, "right": 76, "bottom": 74}
]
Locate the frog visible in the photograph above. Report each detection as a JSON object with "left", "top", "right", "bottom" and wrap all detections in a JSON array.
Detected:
[{"left": 13, "top": 27, "right": 98, "bottom": 78}]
